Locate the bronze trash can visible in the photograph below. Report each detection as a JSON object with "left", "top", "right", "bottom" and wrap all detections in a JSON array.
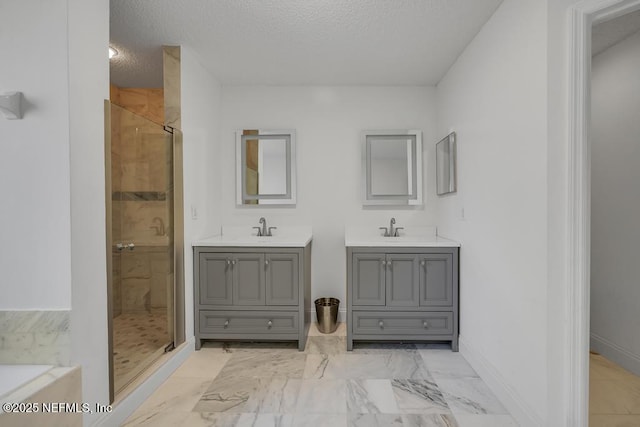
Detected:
[{"left": 314, "top": 298, "right": 339, "bottom": 333}]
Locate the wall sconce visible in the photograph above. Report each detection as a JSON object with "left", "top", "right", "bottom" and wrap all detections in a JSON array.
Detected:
[{"left": 0, "top": 92, "right": 23, "bottom": 120}]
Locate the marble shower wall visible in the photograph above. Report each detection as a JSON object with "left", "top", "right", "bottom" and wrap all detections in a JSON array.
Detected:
[
  {"left": 110, "top": 92, "right": 173, "bottom": 316},
  {"left": 0, "top": 311, "right": 71, "bottom": 365},
  {"left": 113, "top": 246, "right": 172, "bottom": 314},
  {"left": 163, "top": 46, "right": 181, "bottom": 129}
]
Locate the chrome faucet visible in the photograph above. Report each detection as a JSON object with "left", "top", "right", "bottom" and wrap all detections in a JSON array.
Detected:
[
  {"left": 150, "top": 217, "right": 165, "bottom": 236},
  {"left": 253, "top": 217, "right": 277, "bottom": 237},
  {"left": 379, "top": 217, "right": 404, "bottom": 237}
]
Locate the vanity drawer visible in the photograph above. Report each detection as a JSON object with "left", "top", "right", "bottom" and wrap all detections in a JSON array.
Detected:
[
  {"left": 352, "top": 311, "right": 453, "bottom": 336},
  {"left": 199, "top": 310, "right": 298, "bottom": 335}
]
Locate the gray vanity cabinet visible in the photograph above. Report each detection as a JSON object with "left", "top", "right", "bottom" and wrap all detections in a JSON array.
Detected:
[
  {"left": 347, "top": 247, "right": 459, "bottom": 351},
  {"left": 233, "top": 253, "right": 265, "bottom": 305},
  {"left": 265, "top": 253, "right": 299, "bottom": 305},
  {"left": 419, "top": 254, "right": 453, "bottom": 307},
  {"left": 194, "top": 245, "right": 311, "bottom": 351}
]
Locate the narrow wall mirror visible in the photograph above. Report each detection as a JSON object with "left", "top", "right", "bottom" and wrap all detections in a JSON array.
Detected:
[
  {"left": 236, "top": 129, "right": 296, "bottom": 205},
  {"left": 363, "top": 129, "right": 422, "bottom": 206},
  {"left": 436, "top": 132, "right": 457, "bottom": 195}
]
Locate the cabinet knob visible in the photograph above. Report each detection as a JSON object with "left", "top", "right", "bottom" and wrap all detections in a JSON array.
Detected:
[
  {"left": 378, "top": 320, "right": 384, "bottom": 328},
  {"left": 265, "top": 259, "right": 269, "bottom": 266},
  {"left": 267, "top": 320, "right": 273, "bottom": 328},
  {"left": 232, "top": 259, "right": 237, "bottom": 265},
  {"left": 226, "top": 259, "right": 231, "bottom": 266},
  {"left": 423, "top": 321, "right": 429, "bottom": 329},
  {"left": 381, "top": 260, "right": 386, "bottom": 266},
  {"left": 224, "top": 319, "right": 229, "bottom": 328},
  {"left": 420, "top": 260, "right": 425, "bottom": 267}
]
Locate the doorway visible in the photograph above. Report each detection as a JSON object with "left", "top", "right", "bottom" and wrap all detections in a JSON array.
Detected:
[
  {"left": 567, "top": 0, "right": 640, "bottom": 424},
  {"left": 589, "top": 9, "right": 640, "bottom": 423}
]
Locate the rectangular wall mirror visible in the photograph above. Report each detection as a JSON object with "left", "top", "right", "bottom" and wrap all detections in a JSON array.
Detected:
[
  {"left": 436, "top": 132, "right": 457, "bottom": 195},
  {"left": 363, "top": 129, "right": 422, "bottom": 206},
  {"left": 236, "top": 129, "right": 297, "bottom": 205}
]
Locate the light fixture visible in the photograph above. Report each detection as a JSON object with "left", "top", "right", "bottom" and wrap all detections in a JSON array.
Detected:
[
  {"left": 0, "top": 92, "right": 22, "bottom": 120},
  {"left": 0, "top": 92, "right": 23, "bottom": 120},
  {"left": 109, "top": 47, "right": 118, "bottom": 59}
]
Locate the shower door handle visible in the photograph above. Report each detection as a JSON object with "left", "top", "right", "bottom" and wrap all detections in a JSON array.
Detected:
[{"left": 116, "top": 242, "right": 135, "bottom": 251}]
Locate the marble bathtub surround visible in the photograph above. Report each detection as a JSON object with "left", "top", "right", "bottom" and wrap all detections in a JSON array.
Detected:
[
  {"left": 0, "top": 311, "right": 70, "bottom": 365},
  {"left": 124, "top": 323, "right": 517, "bottom": 426},
  {"left": 0, "top": 366, "right": 82, "bottom": 427}
]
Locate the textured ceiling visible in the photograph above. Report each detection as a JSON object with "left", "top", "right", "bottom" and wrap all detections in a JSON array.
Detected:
[
  {"left": 110, "top": 0, "right": 503, "bottom": 88},
  {"left": 592, "top": 8, "right": 640, "bottom": 56}
]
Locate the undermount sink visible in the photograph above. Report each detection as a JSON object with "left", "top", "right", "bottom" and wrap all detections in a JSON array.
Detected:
[
  {"left": 193, "top": 225, "right": 312, "bottom": 247},
  {"left": 345, "top": 226, "right": 459, "bottom": 247}
]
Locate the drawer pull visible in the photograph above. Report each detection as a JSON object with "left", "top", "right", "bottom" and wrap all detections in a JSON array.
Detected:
[
  {"left": 224, "top": 319, "right": 230, "bottom": 328},
  {"left": 267, "top": 320, "right": 273, "bottom": 328},
  {"left": 226, "top": 259, "right": 231, "bottom": 266},
  {"left": 378, "top": 320, "right": 384, "bottom": 328},
  {"left": 423, "top": 321, "right": 429, "bottom": 329},
  {"left": 232, "top": 259, "right": 237, "bottom": 265}
]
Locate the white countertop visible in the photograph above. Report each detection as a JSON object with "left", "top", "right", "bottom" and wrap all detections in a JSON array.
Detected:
[
  {"left": 345, "top": 226, "right": 460, "bottom": 247},
  {"left": 193, "top": 225, "right": 312, "bottom": 248}
]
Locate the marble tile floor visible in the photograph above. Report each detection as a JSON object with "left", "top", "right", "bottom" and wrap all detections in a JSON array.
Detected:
[
  {"left": 590, "top": 352, "right": 640, "bottom": 427},
  {"left": 123, "top": 323, "right": 518, "bottom": 426},
  {"left": 113, "top": 312, "right": 171, "bottom": 391}
]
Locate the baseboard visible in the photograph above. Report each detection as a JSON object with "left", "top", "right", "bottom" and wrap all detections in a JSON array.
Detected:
[
  {"left": 308, "top": 308, "right": 347, "bottom": 323},
  {"left": 591, "top": 333, "right": 640, "bottom": 376},
  {"left": 93, "top": 338, "right": 194, "bottom": 427},
  {"left": 459, "top": 336, "right": 545, "bottom": 427}
]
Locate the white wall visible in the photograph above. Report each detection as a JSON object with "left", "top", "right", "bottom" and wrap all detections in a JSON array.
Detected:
[
  {"left": 435, "top": 0, "right": 548, "bottom": 424},
  {"left": 68, "top": 0, "right": 110, "bottom": 423},
  {"left": 181, "top": 46, "right": 223, "bottom": 341},
  {"left": 0, "top": 0, "right": 111, "bottom": 423},
  {"left": 219, "top": 86, "right": 437, "bottom": 307},
  {"left": 0, "top": 0, "right": 72, "bottom": 309},
  {"left": 590, "top": 30, "right": 640, "bottom": 374},
  {"left": 546, "top": 0, "right": 574, "bottom": 423}
]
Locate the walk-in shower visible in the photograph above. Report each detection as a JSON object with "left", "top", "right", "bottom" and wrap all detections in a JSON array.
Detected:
[{"left": 105, "top": 101, "right": 184, "bottom": 400}]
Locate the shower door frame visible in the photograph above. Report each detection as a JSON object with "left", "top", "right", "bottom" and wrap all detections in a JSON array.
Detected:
[{"left": 104, "top": 100, "right": 185, "bottom": 402}]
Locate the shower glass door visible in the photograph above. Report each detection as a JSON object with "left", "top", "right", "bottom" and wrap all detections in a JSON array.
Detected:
[{"left": 109, "top": 103, "right": 175, "bottom": 395}]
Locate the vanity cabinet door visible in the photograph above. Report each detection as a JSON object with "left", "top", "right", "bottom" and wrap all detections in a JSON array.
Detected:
[
  {"left": 419, "top": 254, "right": 453, "bottom": 307},
  {"left": 199, "top": 253, "right": 233, "bottom": 305},
  {"left": 265, "top": 253, "right": 299, "bottom": 306},
  {"left": 386, "top": 254, "right": 419, "bottom": 307},
  {"left": 352, "top": 253, "right": 386, "bottom": 306},
  {"left": 233, "top": 253, "right": 266, "bottom": 305}
]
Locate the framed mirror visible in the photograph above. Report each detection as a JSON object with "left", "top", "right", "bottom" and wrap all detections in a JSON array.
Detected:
[
  {"left": 436, "top": 132, "right": 457, "bottom": 195},
  {"left": 363, "top": 129, "right": 422, "bottom": 206},
  {"left": 236, "top": 129, "right": 296, "bottom": 205}
]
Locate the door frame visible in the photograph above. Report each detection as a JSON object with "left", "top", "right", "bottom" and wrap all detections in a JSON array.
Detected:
[{"left": 566, "top": 0, "right": 640, "bottom": 424}]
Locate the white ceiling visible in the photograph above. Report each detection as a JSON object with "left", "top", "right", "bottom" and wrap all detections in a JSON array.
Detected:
[
  {"left": 592, "top": 8, "right": 640, "bottom": 56},
  {"left": 109, "top": 0, "right": 503, "bottom": 88}
]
